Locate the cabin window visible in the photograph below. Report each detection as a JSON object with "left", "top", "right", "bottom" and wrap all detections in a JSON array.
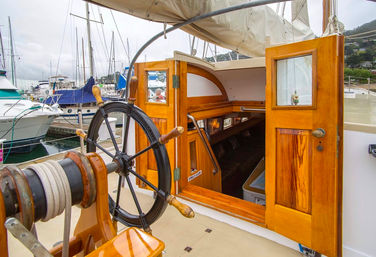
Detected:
[
  {"left": 197, "top": 120, "right": 205, "bottom": 129},
  {"left": 234, "top": 117, "right": 242, "bottom": 125},
  {"left": 276, "top": 55, "right": 312, "bottom": 106},
  {"left": 67, "top": 109, "right": 72, "bottom": 113},
  {"left": 208, "top": 118, "right": 222, "bottom": 135},
  {"left": 189, "top": 141, "right": 197, "bottom": 173},
  {"left": 146, "top": 70, "right": 167, "bottom": 103},
  {"left": 223, "top": 118, "right": 232, "bottom": 130}
]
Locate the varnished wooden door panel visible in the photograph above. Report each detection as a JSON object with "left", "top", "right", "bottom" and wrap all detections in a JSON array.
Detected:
[
  {"left": 265, "top": 35, "right": 343, "bottom": 257},
  {"left": 135, "top": 60, "right": 176, "bottom": 194},
  {"left": 186, "top": 131, "right": 222, "bottom": 192}
]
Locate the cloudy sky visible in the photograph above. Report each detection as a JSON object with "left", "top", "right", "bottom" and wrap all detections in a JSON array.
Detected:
[{"left": 1, "top": 0, "right": 376, "bottom": 84}]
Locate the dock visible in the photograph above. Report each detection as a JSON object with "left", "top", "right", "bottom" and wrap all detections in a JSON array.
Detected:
[{"left": 47, "top": 121, "right": 89, "bottom": 136}]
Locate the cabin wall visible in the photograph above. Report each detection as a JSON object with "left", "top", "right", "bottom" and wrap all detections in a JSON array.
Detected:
[
  {"left": 187, "top": 73, "right": 222, "bottom": 97},
  {"left": 214, "top": 68, "right": 266, "bottom": 101},
  {"left": 343, "top": 129, "right": 376, "bottom": 257}
]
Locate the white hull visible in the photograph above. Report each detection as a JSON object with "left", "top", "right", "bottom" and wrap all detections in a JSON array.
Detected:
[{"left": 0, "top": 115, "right": 55, "bottom": 143}]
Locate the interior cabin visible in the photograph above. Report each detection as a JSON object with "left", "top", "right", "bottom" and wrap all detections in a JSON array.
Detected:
[{"left": 134, "top": 35, "right": 344, "bottom": 257}]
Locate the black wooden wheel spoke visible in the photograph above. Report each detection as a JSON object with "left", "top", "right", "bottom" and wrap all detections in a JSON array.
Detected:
[
  {"left": 86, "top": 137, "right": 115, "bottom": 159},
  {"left": 122, "top": 115, "right": 131, "bottom": 153},
  {"left": 99, "top": 108, "right": 120, "bottom": 154},
  {"left": 124, "top": 174, "right": 149, "bottom": 230},
  {"left": 112, "top": 176, "right": 123, "bottom": 217},
  {"left": 127, "top": 168, "right": 165, "bottom": 199},
  {"left": 128, "top": 141, "right": 158, "bottom": 162}
]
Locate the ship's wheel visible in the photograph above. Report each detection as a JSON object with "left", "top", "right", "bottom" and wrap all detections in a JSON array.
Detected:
[{"left": 85, "top": 77, "right": 189, "bottom": 231}]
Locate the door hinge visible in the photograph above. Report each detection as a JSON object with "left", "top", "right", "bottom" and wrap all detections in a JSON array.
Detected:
[
  {"left": 173, "top": 75, "right": 180, "bottom": 88},
  {"left": 336, "top": 126, "right": 340, "bottom": 158},
  {"left": 174, "top": 167, "right": 181, "bottom": 181}
]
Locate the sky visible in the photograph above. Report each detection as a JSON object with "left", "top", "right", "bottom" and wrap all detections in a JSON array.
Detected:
[{"left": 0, "top": 0, "right": 376, "bottom": 84}]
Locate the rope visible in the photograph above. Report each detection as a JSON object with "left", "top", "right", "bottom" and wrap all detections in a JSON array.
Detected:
[
  {"left": 2, "top": 106, "right": 42, "bottom": 162},
  {"left": 28, "top": 161, "right": 72, "bottom": 257},
  {"left": 46, "top": 160, "right": 72, "bottom": 257}
]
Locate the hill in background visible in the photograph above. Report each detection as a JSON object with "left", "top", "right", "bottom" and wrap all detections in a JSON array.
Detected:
[{"left": 344, "top": 19, "right": 376, "bottom": 69}]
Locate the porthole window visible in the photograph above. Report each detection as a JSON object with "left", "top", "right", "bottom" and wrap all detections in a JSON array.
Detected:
[{"left": 67, "top": 109, "right": 72, "bottom": 113}]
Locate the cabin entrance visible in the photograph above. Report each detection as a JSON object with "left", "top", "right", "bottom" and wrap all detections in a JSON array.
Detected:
[{"left": 135, "top": 35, "right": 343, "bottom": 257}]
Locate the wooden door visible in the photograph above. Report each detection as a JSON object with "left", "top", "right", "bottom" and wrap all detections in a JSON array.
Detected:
[
  {"left": 135, "top": 60, "right": 176, "bottom": 194},
  {"left": 265, "top": 35, "right": 343, "bottom": 257}
]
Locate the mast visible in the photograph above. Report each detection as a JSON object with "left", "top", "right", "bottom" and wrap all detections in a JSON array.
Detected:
[
  {"left": 0, "top": 28, "right": 5, "bottom": 70},
  {"left": 8, "top": 17, "right": 17, "bottom": 86},
  {"left": 113, "top": 31, "right": 116, "bottom": 85},
  {"left": 75, "top": 27, "right": 80, "bottom": 86},
  {"left": 82, "top": 38, "right": 86, "bottom": 83},
  {"left": 85, "top": 2, "right": 94, "bottom": 78},
  {"left": 322, "top": 0, "right": 331, "bottom": 33}
]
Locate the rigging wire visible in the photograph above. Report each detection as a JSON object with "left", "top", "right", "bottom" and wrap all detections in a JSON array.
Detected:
[
  {"left": 110, "top": 10, "right": 131, "bottom": 65},
  {"left": 346, "top": 33, "right": 376, "bottom": 40},
  {"left": 96, "top": 6, "right": 109, "bottom": 61},
  {"left": 90, "top": 5, "right": 107, "bottom": 76},
  {"left": 346, "top": 29, "right": 376, "bottom": 38},
  {"left": 56, "top": 0, "right": 73, "bottom": 76}
]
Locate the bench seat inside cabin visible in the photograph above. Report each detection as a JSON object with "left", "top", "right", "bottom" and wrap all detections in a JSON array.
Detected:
[{"left": 211, "top": 120, "right": 265, "bottom": 199}]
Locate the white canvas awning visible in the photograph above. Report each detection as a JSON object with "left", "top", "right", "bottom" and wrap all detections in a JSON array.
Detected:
[{"left": 88, "top": 0, "right": 314, "bottom": 57}]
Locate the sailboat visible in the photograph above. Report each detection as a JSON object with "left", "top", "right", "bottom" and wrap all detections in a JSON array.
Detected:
[{"left": 45, "top": 3, "right": 124, "bottom": 124}]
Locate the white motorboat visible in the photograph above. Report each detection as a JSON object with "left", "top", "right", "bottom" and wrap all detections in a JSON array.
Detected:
[{"left": 0, "top": 71, "right": 62, "bottom": 155}]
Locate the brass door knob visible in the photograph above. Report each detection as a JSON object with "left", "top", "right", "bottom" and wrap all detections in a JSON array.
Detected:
[{"left": 312, "top": 128, "right": 326, "bottom": 138}]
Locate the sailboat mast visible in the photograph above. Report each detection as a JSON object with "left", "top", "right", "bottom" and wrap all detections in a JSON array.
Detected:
[
  {"left": 322, "top": 0, "right": 331, "bottom": 33},
  {"left": 113, "top": 31, "right": 116, "bottom": 85},
  {"left": 75, "top": 27, "right": 81, "bottom": 86},
  {"left": 8, "top": 16, "right": 17, "bottom": 86},
  {"left": 86, "top": 2, "right": 94, "bottom": 78},
  {"left": 82, "top": 37, "right": 86, "bottom": 83},
  {"left": 0, "top": 28, "right": 5, "bottom": 70}
]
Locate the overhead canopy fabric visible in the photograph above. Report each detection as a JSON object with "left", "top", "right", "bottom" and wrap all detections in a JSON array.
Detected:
[{"left": 88, "top": 0, "right": 314, "bottom": 57}]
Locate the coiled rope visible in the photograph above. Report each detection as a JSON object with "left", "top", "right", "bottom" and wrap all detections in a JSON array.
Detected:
[{"left": 28, "top": 160, "right": 72, "bottom": 257}]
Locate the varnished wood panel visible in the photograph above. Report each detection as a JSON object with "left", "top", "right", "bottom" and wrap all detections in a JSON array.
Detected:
[
  {"left": 0, "top": 190, "right": 8, "bottom": 256},
  {"left": 147, "top": 118, "right": 167, "bottom": 171},
  {"left": 275, "top": 128, "right": 312, "bottom": 214},
  {"left": 265, "top": 35, "right": 344, "bottom": 257},
  {"left": 135, "top": 60, "right": 176, "bottom": 194},
  {"left": 86, "top": 227, "right": 164, "bottom": 257},
  {"left": 186, "top": 130, "right": 222, "bottom": 192},
  {"left": 179, "top": 184, "right": 265, "bottom": 225}
]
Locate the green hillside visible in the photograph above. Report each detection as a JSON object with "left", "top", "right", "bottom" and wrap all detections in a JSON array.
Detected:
[{"left": 344, "top": 19, "right": 376, "bottom": 69}]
